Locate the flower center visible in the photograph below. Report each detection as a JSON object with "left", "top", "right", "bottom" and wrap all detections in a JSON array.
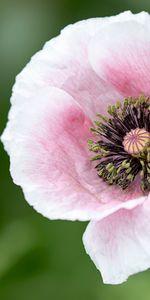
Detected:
[
  {"left": 123, "top": 128, "right": 150, "bottom": 155},
  {"left": 88, "top": 96, "right": 150, "bottom": 192}
]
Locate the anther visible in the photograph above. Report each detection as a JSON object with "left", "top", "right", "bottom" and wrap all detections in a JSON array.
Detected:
[{"left": 89, "top": 95, "right": 150, "bottom": 192}]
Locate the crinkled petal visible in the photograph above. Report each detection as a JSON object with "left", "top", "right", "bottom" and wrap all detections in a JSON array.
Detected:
[
  {"left": 88, "top": 15, "right": 150, "bottom": 97},
  {"left": 11, "top": 12, "right": 149, "bottom": 119},
  {"left": 83, "top": 196, "right": 150, "bottom": 284},
  {"left": 2, "top": 87, "right": 146, "bottom": 221},
  {"left": 2, "top": 12, "right": 150, "bottom": 222}
]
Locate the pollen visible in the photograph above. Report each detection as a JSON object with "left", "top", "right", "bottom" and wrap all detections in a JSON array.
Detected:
[
  {"left": 123, "top": 128, "right": 150, "bottom": 155},
  {"left": 89, "top": 95, "right": 150, "bottom": 192}
]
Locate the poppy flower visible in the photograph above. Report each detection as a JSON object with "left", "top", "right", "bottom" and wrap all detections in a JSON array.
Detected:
[{"left": 2, "top": 11, "right": 150, "bottom": 284}]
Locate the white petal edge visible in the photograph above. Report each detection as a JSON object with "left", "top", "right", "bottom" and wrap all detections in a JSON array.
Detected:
[{"left": 83, "top": 196, "right": 150, "bottom": 284}]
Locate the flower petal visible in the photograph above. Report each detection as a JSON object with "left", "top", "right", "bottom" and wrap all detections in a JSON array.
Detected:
[
  {"left": 2, "top": 87, "right": 146, "bottom": 221},
  {"left": 88, "top": 14, "right": 150, "bottom": 97},
  {"left": 83, "top": 196, "right": 150, "bottom": 284},
  {"left": 11, "top": 12, "right": 145, "bottom": 119}
]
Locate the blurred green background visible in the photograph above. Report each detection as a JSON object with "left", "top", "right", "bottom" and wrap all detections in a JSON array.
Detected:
[{"left": 1, "top": 1, "right": 150, "bottom": 299}]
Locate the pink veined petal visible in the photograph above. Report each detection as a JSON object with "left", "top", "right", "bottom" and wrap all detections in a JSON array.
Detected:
[
  {"left": 2, "top": 12, "right": 150, "bottom": 223},
  {"left": 2, "top": 87, "right": 147, "bottom": 221},
  {"left": 88, "top": 18, "right": 150, "bottom": 98},
  {"left": 10, "top": 18, "right": 118, "bottom": 119},
  {"left": 11, "top": 12, "right": 150, "bottom": 120},
  {"left": 83, "top": 195, "right": 150, "bottom": 284}
]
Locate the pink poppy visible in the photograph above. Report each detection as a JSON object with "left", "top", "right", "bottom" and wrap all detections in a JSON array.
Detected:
[{"left": 2, "top": 11, "right": 150, "bottom": 284}]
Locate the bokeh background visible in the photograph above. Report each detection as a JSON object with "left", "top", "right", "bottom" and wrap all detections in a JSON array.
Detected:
[{"left": 1, "top": 1, "right": 150, "bottom": 299}]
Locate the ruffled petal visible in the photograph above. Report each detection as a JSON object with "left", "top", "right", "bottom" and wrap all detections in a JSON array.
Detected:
[
  {"left": 11, "top": 12, "right": 147, "bottom": 119},
  {"left": 88, "top": 14, "right": 150, "bottom": 97},
  {"left": 83, "top": 196, "right": 150, "bottom": 284},
  {"left": 2, "top": 87, "right": 146, "bottom": 221},
  {"left": 2, "top": 12, "right": 150, "bottom": 222}
]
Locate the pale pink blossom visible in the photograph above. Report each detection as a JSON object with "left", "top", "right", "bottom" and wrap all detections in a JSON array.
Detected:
[{"left": 2, "top": 11, "right": 150, "bottom": 284}]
